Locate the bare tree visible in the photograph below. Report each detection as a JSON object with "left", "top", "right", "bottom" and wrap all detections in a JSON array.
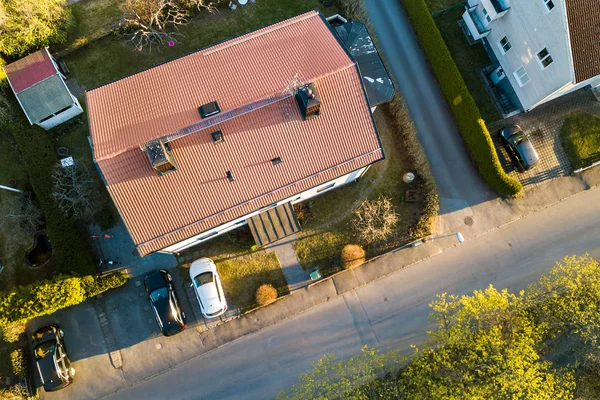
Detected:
[
  {"left": 353, "top": 196, "right": 399, "bottom": 244},
  {"left": 0, "top": 194, "right": 42, "bottom": 242},
  {"left": 52, "top": 159, "right": 96, "bottom": 220},
  {"left": 120, "top": 0, "right": 217, "bottom": 51}
]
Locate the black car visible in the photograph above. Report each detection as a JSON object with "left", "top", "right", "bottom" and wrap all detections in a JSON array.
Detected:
[
  {"left": 144, "top": 269, "right": 186, "bottom": 336},
  {"left": 32, "top": 324, "right": 74, "bottom": 392},
  {"left": 499, "top": 125, "right": 540, "bottom": 172}
]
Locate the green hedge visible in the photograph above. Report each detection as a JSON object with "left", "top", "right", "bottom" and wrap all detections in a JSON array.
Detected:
[
  {"left": 402, "top": 0, "right": 522, "bottom": 196},
  {"left": 0, "top": 272, "right": 128, "bottom": 325},
  {"left": 9, "top": 120, "right": 96, "bottom": 275}
]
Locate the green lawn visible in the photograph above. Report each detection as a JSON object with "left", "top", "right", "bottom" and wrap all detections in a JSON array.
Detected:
[
  {"left": 560, "top": 112, "right": 600, "bottom": 170},
  {"left": 293, "top": 107, "right": 422, "bottom": 276},
  {"left": 62, "top": 0, "right": 123, "bottom": 53},
  {"left": 433, "top": 8, "right": 499, "bottom": 122},
  {"left": 64, "top": 0, "right": 338, "bottom": 90},
  {"left": 424, "top": 0, "right": 465, "bottom": 14},
  {"left": 176, "top": 227, "right": 289, "bottom": 313},
  {"left": 0, "top": 128, "right": 27, "bottom": 190}
]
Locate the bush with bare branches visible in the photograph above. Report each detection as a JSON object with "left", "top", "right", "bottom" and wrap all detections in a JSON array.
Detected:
[
  {"left": 0, "top": 194, "right": 42, "bottom": 244},
  {"left": 120, "top": 0, "right": 217, "bottom": 51},
  {"left": 353, "top": 197, "right": 398, "bottom": 244},
  {"left": 52, "top": 159, "right": 96, "bottom": 220}
]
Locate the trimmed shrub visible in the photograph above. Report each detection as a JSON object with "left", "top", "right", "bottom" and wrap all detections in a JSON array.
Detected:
[
  {"left": 0, "top": 272, "right": 128, "bottom": 325},
  {"left": 340, "top": 244, "right": 366, "bottom": 269},
  {"left": 0, "top": 322, "right": 26, "bottom": 343},
  {"left": 9, "top": 120, "right": 95, "bottom": 275},
  {"left": 401, "top": 0, "right": 522, "bottom": 196},
  {"left": 9, "top": 350, "right": 26, "bottom": 380},
  {"left": 256, "top": 284, "right": 278, "bottom": 307}
]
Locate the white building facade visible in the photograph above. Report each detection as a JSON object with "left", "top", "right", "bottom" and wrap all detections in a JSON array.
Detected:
[{"left": 462, "top": 0, "right": 600, "bottom": 115}]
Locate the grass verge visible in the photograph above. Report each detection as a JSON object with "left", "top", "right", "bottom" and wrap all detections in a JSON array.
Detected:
[
  {"left": 560, "top": 112, "right": 600, "bottom": 170},
  {"left": 402, "top": 0, "right": 521, "bottom": 196},
  {"left": 433, "top": 8, "right": 499, "bottom": 121}
]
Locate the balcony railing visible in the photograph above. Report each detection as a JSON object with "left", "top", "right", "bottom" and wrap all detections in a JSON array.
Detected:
[{"left": 490, "top": 0, "right": 509, "bottom": 13}]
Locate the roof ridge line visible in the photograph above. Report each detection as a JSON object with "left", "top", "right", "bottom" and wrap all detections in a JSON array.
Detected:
[
  {"left": 203, "top": 11, "right": 319, "bottom": 57},
  {"left": 94, "top": 63, "right": 357, "bottom": 162}
]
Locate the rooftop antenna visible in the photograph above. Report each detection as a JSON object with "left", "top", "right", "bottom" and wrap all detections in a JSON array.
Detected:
[{"left": 280, "top": 72, "right": 307, "bottom": 120}]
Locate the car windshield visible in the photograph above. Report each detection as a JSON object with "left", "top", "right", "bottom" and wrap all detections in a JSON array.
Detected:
[
  {"left": 193, "top": 272, "right": 213, "bottom": 287},
  {"left": 512, "top": 132, "right": 527, "bottom": 145},
  {"left": 150, "top": 287, "right": 169, "bottom": 302},
  {"left": 34, "top": 342, "right": 55, "bottom": 360}
]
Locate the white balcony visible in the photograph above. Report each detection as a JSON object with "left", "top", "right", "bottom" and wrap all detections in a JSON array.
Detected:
[{"left": 462, "top": 7, "right": 490, "bottom": 41}]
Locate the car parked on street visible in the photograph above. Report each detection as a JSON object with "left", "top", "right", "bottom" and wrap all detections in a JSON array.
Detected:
[
  {"left": 32, "top": 324, "right": 75, "bottom": 392},
  {"left": 144, "top": 269, "right": 186, "bottom": 336},
  {"left": 189, "top": 258, "right": 227, "bottom": 319},
  {"left": 498, "top": 125, "right": 540, "bottom": 172}
]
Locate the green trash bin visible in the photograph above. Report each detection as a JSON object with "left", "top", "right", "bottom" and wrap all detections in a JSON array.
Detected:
[{"left": 310, "top": 268, "right": 321, "bottom": 281}]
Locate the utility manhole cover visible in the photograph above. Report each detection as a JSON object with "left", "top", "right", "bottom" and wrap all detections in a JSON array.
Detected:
[{"left": 464, "top": 216, "right": 474, "bottom": 226}]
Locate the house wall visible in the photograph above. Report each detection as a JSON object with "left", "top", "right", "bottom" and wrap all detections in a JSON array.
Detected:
[
  {"left": 471, "top": 0, "right": 574, "bottom": 111},
  {"left": 160, "top": 165, "right": 370, "bottom": 254},
  {"left": 37, "top": 101, "right": 83, "bottom": 130}
]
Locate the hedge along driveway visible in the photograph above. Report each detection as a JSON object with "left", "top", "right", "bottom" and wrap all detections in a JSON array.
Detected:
[
  {"left": 0, "top": 272, "right": 128, "bottom": 326},
  {"left": 401, "top": 0, "right": 522, "bottom": 197}
]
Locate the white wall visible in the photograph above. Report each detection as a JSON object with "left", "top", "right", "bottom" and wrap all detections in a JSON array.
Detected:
[
  {"left": 474, "top": 0, "right": 574, "bottom": 111},
  {"left": 38, "top": 102, "right": 83, "bottom": 130},
  {"left": 161, "top": 165, "right": 370, "bottom": 254}
]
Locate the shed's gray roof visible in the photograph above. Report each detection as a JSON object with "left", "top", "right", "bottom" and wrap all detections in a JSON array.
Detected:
[
  {"left": 16, "top": 74, "right": 73, "bottom": 123},
  {"left": 335, "top": 21, "right": 394, "bottom": 106}
]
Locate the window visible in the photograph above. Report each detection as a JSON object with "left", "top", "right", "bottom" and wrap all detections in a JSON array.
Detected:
[
  {"left": 317, "top": 182, "right": 335, "bottom": 193},
  {"left": 499, "top": 36, "right": 512, "bottom": 54},
  {"left": 537, "top": 48, "right": 554, "bottom": 69},
  {"left": 482, "top": 8, "right": 491, "bottom": 23},
  {"left": 543, "top": 0, "right": 554, "bottom": 10},
  {"left": 513, "top": 66, "right": 530, "bottom": 87},
  {"left": 193, "top": 272, "right": 213, "bottom": 287}
]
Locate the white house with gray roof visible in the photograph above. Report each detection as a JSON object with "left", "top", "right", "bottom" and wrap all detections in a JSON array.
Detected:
[{"left": 3, "top": 48, "right": 83, "bottom": 130}]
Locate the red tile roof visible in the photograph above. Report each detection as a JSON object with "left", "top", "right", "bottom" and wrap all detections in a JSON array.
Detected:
[
  {"left": 3, "top": 48, "right": 57, "bottom": 93},
  {"left": 87, "top": 10, "right": 383, "bottom": 256},
  {"left": 566, "top": 0, "right": 600, "bottom": 82}
]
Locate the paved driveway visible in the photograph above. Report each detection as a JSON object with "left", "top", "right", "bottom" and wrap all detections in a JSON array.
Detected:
[
  {"left": 489, "top": 88, "right": 600, "bottom": 188},
  {"left": 30, "top": 302, "right": 126, "bottom": 400}
]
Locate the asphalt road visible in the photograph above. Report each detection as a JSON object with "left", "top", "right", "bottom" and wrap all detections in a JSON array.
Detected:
[
  {"left": 363, "top": 0, "right": 494, "bottom": 209},
  {"left": 103, "top": 186, "right": 600, "bottom": 400}
]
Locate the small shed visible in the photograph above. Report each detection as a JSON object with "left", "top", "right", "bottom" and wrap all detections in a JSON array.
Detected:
[{"left": 2, "top": 48, "right": 83, "bottom": 130}]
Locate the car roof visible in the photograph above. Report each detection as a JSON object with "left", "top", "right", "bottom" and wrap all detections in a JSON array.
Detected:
[
  {"left": 516, "top": 140, "right": 539, "bottom": 165},
  {"left": 35, "top": 343, "right": 62, "bottom": 390}
]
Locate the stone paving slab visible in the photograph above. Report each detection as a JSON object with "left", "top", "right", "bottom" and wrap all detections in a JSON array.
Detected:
[{"left": 488, "top": 87, "right": 600, "bottom": 189}]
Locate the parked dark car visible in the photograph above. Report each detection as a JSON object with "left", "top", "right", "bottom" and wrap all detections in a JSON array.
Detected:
[
  {"left": 31, "top": 324, "right": 74, "bottom": 392},
  {"left": 144, "top": 269, "right": 186, "bottom": 336},
  {"left": 499, "top": 125, "right": 540, "bottom": 172}
]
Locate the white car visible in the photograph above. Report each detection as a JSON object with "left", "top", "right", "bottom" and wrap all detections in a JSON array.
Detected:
[{"left": 189, "top": 258, "right": 227, "bottom": 319}]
